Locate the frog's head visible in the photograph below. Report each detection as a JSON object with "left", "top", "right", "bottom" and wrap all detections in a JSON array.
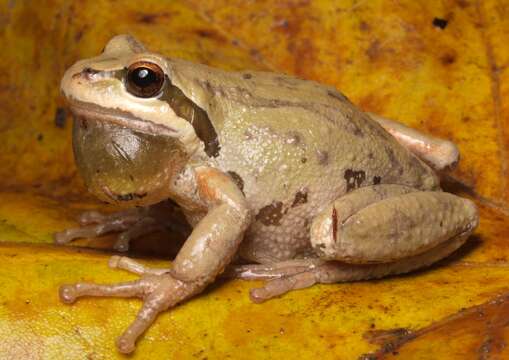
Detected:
[{"left": 61, "top": 34, "right": 202, "bottom": 206}]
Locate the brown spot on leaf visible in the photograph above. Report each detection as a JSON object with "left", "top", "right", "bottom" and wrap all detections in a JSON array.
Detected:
[
  {"left": 359, "top": 21, "right": 370, "bottom": 32},
  {"left": 366, "top": 39, "right": 382, "bottom": 61},
  {"left": 136, "top": 12, "right": 170, "bottom": 24},
  {"left": 344, "top": 169, "right": 366, "bottom": 192},
  {"left": 139, "top": 14, "right": 157, "bottom": 23},
  {"left": 227, "top": 171, "right": 244, "bottom": 195},
  {"left": 441, "top": 51, "right": 456, "bottom": 65},
  {"left": 291, "top": 189, "right": 308, "bottom": 207},
  {"left": 432, "top": 17, "right": 448, "bottom": 29},
  {"left": 75, "top": 29, "right": 84, "bottom": 42},
  {"left": 195, "top": 29, "right": 226, "bottom": 42},
  {"left": 361, "top": 291, "right": 509, "bottom": 359},
  {"left": 256, "top": 201, "right": 284, "bottom": 226}
]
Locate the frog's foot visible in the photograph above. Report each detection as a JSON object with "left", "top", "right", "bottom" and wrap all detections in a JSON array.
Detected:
[
  {"left": 54, "top": 209, "right": 162, "bottom": 251},
  {"left": 239, "top": 231, "right": 470, "bottom": 303},
  {"left": 59, "top": 256, "right": 199, "bottom": 354},
  {"left": 367, "top": 112, "right": 459, "bottom": 171},
  {"left": 224, "top": 259, "right": 326, "bottom": 280}
]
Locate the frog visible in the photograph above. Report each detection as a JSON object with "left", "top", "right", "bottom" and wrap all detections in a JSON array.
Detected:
[{"left": 56, "top": 34, "right": 479, "bottom": 354}]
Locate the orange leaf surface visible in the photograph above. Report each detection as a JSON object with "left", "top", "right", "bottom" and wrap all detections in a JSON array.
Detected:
[{"left": 1, "top": 0, "right": 509, "bottom": 358}]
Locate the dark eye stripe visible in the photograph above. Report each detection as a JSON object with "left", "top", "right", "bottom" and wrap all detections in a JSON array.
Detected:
[{"left": 160, "top": 76, "right": 220, "bottom": 157}]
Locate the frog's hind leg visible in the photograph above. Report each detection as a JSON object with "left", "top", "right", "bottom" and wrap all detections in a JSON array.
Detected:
[
  {"left": 240, "top": 231, "right": 469, "bottom": 303},
  {"left": 367, "top": 112, "right": 459, "bottom": 171},
  {"left": 237, "top": 184, "right": 478, "bottom": 303}
]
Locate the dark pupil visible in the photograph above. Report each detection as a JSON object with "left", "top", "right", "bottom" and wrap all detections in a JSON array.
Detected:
[{"left": 130, "top": 67, "right": 156, "bottom": 88}]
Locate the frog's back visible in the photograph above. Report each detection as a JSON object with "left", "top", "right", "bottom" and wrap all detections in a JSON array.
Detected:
[{"left": 169, "top": 59, "right": 439, "bottom": 261}]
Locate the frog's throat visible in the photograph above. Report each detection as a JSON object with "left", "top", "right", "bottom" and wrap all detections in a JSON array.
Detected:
[{"left": 67, "top": 98, "right": 177, "bottom": 137}]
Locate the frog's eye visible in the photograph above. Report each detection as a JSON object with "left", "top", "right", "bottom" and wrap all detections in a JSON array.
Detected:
[{"left": 126, "top": 61, "right": 165, "bottom": 98}]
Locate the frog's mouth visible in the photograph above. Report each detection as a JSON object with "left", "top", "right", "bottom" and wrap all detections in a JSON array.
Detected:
[{"left": 67, "top": 98, "right": 177, "bottom": 137}]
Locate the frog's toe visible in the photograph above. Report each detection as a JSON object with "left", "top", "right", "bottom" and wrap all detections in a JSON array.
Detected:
[
  {"left": 113, "top": 217, "right": 161, "bottom": 252},
  {"left": 249, "top": 271, "right": 317, "bottom": 303},
  {"left": 54, "top": 208, "right": 160, "bottom": 250},
  {"left": 109, "top": 255, "right": 170, "bottom": 276},
  {"left": 59, "top": 284, "right": 79, "bottom": 304},
  {"left": 54, "top": 220, "right": 132, "bottom": 245},
  {"left": 224, "top": 259, "right": 324, "bottom": 280},
  {"left": 59, "top": 264, "right": 199, "bottom": 353}
]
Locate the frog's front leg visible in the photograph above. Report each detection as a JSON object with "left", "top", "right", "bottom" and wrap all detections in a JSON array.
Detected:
[
  {"left": 233, "top": 185, "right": 478, "bottom": 302},
  {"left": 367, "top": 112, "right": 459, "bottom": 171},
  {"left": 59, "top": 166, "right": 251, "bottom": 353}
]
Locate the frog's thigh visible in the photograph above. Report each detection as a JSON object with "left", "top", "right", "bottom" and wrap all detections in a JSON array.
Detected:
[
  {"left": 367, "top": 112, "right": 459, "bottom": 171},
  {"left": 310, "top": 185, "right": 478, "bottom": 264}
]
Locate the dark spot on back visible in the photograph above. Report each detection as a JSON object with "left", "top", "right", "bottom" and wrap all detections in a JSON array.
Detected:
[
  {"left": 344, "top": 169, "right": 366, "bottom": 192},
  {"left": 227, "top": 171, "right": 244, "bottom": 195},
  {"left": 432, "top": 17, "right": 448, "bottom": 29},
  {"left": 243, "top": 73, "right": 253, "bottom": 80},
  {"left": 317, "top": 150, "right": 329, "bottom": 165},
  {"left": 373, "top": 176, "right": 381, "bottom": 185},
  {"left": 256, "top": 201, "right": 284, "bottom": 226},
  {"left": 332, "top": 206, "right": 338, "bottom": 242},
  {"left": 54, "top": 107, "right": 67, "bottom": 128},
  {"left": 292, "top": 189, "right": 308, "bottom": 207},
  {"left": 287, "top": 131, "right": 303, "bottom": 146},
  {"left": 385, "top": 147, "right": 398, "bottom": 166},
  {"left": 161, "top": 76, "right": 220, "bottom": 157},
  {"left": 37, "top": 133, "right": 43, "bottom": 142}
]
